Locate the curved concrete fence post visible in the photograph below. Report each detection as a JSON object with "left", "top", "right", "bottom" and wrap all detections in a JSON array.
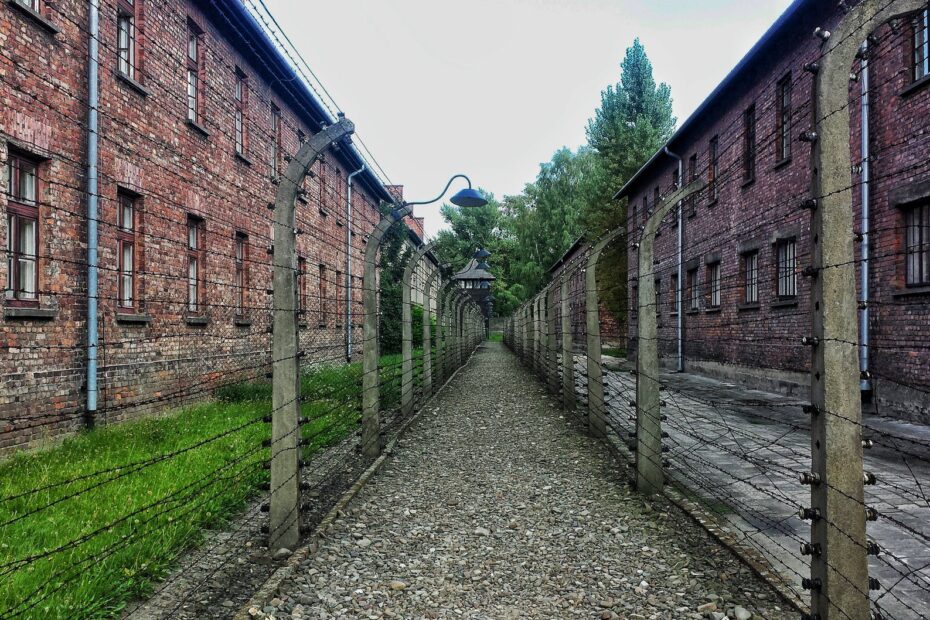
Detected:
[
  {"left": 434, "top": 279, "right": 448, "bottom": 384},
  {"left": 422, "top": 266, "right": 440, "bottom": 400},
  {"left": 805, "top": 3, "right": 924, "bottom": 616},
  {"left": 270, "top": 118, "right": 355, "bottom": 550},
  {"left": 535, "top": 294, "right": 544, "bottom": 377},
  {"left": 547, "top": 286, "right": 559, "bottom": 394},
  {"left": 560, "top": 270, "right": 575, "bottom": 413},
  {"left": 536, "top": 287, "right": 549, "bottom": 382},
  {"left": 401, "top": 242, "right": 436, "bottom": 417},
  {"left": 441, "top": 284, "right": 456, "bottom": 381},
  {"left": 455, "top": 291, "right": 467, "bottom": 368},
  {"left": 586, "top": 228, "right": 625, "bottom": 438},
  {"left": 362, "top": 202, "right": 414, "bottom": 459},
  {"left": 635, "top": 179, "right": 704, "bottom": 496}
]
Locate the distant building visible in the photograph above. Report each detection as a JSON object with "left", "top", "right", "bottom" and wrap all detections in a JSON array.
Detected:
[{"left": 453, "top": 259, "right": 494, "bottom": 315}]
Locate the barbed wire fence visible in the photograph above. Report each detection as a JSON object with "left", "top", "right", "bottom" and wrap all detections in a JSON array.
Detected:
[
  {"left": 507, "top": 2, "right": 930, "bottom": 619},
  {"left": 0, "top": 19, "right": 484, "bottom": 616}
]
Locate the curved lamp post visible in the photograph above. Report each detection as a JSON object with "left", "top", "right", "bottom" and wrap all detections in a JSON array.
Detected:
[{"left": 361, "top": 175, "right": 487, "bottom": 458}]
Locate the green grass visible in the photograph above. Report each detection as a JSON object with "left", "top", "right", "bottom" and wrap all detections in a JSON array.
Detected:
[
  {"left": 601, "top": 347, "right": 626, "bottom": 358},
  {"left": 488, "top": 332, "right": 503, "bottom": 342},
  {"left": 0, "top": 353, "right": 420, "bottom": 619}
]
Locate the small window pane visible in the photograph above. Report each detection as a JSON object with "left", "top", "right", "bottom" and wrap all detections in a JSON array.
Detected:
[
  {"left": 120, "top": 242, "right": 134, "bottom": 306},
  {"left": 117, "top": 13, "right": 135, "bottom": 78},
  {"left": 188, "top": 223, "right": 198, "bottom": 250},
  {"left": 915, "top": 10, "right": 930, "bottom": 82},
  {"left": 188, "top": 257, "right": 198, "bottom": 311},
  {"left": 187, "top": 71, "right": 198, "bottom": 122}
]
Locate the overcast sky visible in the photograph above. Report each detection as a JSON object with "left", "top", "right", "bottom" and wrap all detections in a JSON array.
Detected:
[{"left": 261, "top": 0, "right": 795, "bottom": 238}]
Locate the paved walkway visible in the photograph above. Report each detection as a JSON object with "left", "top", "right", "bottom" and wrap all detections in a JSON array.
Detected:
[
  {"left": 251, "top": 342, "right": 792, "bottom": 620},
  {"left": 590, "top": 360, "right": 930, "bottom": 620}
]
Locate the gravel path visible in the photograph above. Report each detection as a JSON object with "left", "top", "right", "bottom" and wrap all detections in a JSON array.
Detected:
[{"left": 250, "top": 342, "right": 794, "bottom": 620}]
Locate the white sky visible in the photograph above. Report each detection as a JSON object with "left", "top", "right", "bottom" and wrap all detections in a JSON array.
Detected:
[{"left": 261, "top": 0, "right": 795, "bottom": 238}]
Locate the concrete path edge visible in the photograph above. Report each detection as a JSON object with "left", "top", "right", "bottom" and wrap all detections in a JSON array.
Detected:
[
  {"left": 599, "top": 432, "right": 808, "bottom": 615},
  {"left": 232, "top": 347, "right": 481, "bottom": 620}
]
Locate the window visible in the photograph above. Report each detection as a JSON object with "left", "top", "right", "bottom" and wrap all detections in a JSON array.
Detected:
[
  {"left": 6, "top": 153, "right": 39, "bottom": 304},
  {"left": 117, "top": 192, "right": 136, "bottom": 309},
  {"left": 743, "top": 105, "right": 756, "bottom": 183},
  {"left": 14, "top": 0, "right": 39, "bottom": 11},
  {"left": 915, "top": 9, "right": 929, "bottom": 82},
  {"left": 743, "top": 252, "right": 759, "bottom": 304},
  {"left": 234, "top": 68, "right": 247, "bottom": 155},
  {"left": 776, "top": 239, "right": 797, "bottom": 298},
  {"left": 318, "top": 263, "right": 327, "bottom": 326},
  {"left": 708, "top": 136, "right": 719, "bottom": 202},
  {"left": 297, "top": 257, "right": 306, "bottom": 318},
  {"left": 708, "top": 262, "right": 721, "bottom": 308},
  {"left": 688, "top": 269, "right": 699, "bottom": 311},
  {"left": 116, "top": 0, "right": 138, "bottom": 79},
  {"left": 186, "top": 216, "right": 204, "bottom": 312},
  {"left": 776, "top": 74, "right": 792, "bottom": 163},
  {"left": 905, "top": 203, "right": 930, "bottom": 285},
  {"left": 270, "top": 104, "right": 281, "bottom": 178},
  {"left": 234, "top": 232, "right": 247, "bottom": 316},
  {"left": 670, "top": 274, "right": 679, "bottom": 314},
  {"left": 640, "top": 195, "right": 647, "bottom": 228},
  {"left": 186, "top": 21, "right": 202, "bottom": 124}
]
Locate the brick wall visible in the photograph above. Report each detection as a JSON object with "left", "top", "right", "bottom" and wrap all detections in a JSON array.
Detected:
[
  {"left": 624, "top": 1, "right": 930, "bottom": 420},
  {"left": 0, "top": 0, "right": 399, "bottom": 453}
]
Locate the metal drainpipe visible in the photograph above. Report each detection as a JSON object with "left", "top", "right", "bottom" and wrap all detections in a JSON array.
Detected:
[
  {"left": 86, "top": 0, "right": 100, "bottom": 425},
  {"left": 346, "top": 164, "right": 365, "bottom": 362},
  {"left": 664, "top": 147, "right": 684, "bottom": 373},
  {"left": 859, "top": 41, "right": 871, "bottom": 395}
]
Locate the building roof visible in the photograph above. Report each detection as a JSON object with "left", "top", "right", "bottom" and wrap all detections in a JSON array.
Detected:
[
  {"left": 614, "top": 0, "right": 812, "bottom": 200},
  {"left": 206, "top": 0, "right": 396, "bottom": 205},
  {"left": 453, "top": 259, "right": 496, "bottom": 281},
  {"left": 548, "top": 235, "right": 586, "bottom": 274}
]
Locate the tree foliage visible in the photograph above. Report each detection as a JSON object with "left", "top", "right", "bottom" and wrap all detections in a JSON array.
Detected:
[{"left": 433, "top": 38, "right": 675, "bottom": 340}]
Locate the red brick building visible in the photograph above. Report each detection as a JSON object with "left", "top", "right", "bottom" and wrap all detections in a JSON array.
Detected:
[
  {"left": 621, "top": 0, "right": 930, "bottom": 421},
  {"left": 0, "top": 0, "right": 411, "bottom": 452}
]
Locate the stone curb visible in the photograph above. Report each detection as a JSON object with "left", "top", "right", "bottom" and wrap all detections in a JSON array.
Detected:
[
  {"left": 233, "top": 347, "right": 481, "bottom": 620},
  {"left": 599, "top": 432, "right": 808, "bottom": 616}
]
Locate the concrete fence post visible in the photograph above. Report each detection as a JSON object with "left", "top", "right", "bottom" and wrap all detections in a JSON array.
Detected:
[
  {"left": 362, "top": 203, "right": 414, "bottom": 459},
  {"left": 586, "top": 228, "right": 624, "bottom": 438},
  {"left": 533, "top": 295, "right": 542, "bottom": 375},
  {"left": 401, "top": 242, "right": 435, "bottom": 417},
  {"left": 804, "top": 3, "right": 922, "bottom": 616},
  {"left": 537, "top": 292, "right": 546, "bottom": 380},
  {"left": 547, "top": 287, "right": 559, "bottom": 394},
  {"left": 635, "top": 180, "right": 705, "bottom": 495},
  {"left": 270, "top": 118, "right": 354, "bottom": 550},
  {"left": 422, "top": 267, "right": 440, "bottom": 399},
  {"left": 560, "top": 271, "right": 576, "bottom": 413}
]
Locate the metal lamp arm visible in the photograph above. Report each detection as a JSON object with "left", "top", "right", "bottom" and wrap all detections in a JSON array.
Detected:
[{"left": 403, "top": 174, "right": 473, "bottom": 207}]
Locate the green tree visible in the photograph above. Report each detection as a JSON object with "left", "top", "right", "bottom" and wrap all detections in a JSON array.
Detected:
[{"left": 585, "top": 38, "right": 676, "bottom": 332}]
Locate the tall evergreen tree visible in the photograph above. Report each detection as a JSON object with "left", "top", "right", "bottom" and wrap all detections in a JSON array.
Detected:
[{"left": 585, "top": 38, "right": 676, "bottom": 341}]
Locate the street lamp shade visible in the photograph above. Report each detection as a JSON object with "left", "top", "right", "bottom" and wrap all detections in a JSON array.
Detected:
[
  {"left": 474, "top": 248, "right": 491, "bottom": 259},
  {"left": 450, "top": 187, "right": 488, "bottom": 208}
]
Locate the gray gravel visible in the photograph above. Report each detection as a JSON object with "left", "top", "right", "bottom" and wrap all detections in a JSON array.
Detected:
[{"left": 248, "top": 342, "right": 794, "bottom": 619}]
